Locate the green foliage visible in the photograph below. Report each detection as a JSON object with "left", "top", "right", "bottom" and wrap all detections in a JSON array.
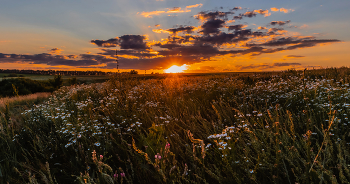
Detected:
[{"left": 0, "top": 77, "right": 62, "bottom": 97}]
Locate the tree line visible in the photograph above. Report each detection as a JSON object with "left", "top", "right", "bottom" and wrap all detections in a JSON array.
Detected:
[{"left": 0, "top": 75, "right": 63, "bottom": 98}]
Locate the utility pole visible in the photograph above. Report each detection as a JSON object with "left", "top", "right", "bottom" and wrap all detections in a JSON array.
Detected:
[{"left": 116, "top": 49, "right": 119, "bottom": 73}]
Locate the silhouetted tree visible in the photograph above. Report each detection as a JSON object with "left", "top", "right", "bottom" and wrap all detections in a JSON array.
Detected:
[{"left": 130, "top": 70, "right": 138, "bottom": 74}]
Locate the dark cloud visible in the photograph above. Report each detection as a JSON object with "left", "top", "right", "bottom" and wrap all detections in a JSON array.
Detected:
[
  {"left": 196, "top": 11, "right": 234, "bottom": 21},
  {"left": 195, "top": 32, "right": 248, "bottom": 45},
  {"left": 233, "top": 15, "right": 243, "bottom": 20},
  {"left": 0, "top": 53, "right": 7, "bottom": 58},
  {"left": 270, "top": 20, "right": 291, "bottom": 26},
  {"left": 49, "top": 48, "right": 63, "bottom": 54},
  {"left": 232, "top": 9, "right": 269, "bottom": 20},
  {"left": 248, "top": 37, "right": 317, "bottom": 47},
  {"left": 200, "top": 19, "right": 226, "bottom": 35},
  {"left": 166, "top": 26, "right": 195, "bottom": 34},
  {"left": 99, "top": 49, "right": 157, "bottom": 58},
  {"left": 286, "top": 39, "right": 340, "bottom": 50},
  {"left": 119, "top": 35, "right": 149, "bottom": 50},
  {"left": 157, "top": 44, "right": 221, "bottom": 58},
  {"left": 90, "top": 35, "right": 149, "bottom": 50},
  {"left": 91, "top": 38, "right": 119, "bottom": 47},
  {"left": 228, "top": 24, "right": 246, "bottom": 31},
  {"left": 241, "top": 11, "right": 257, "bottom": 18},
  {"left": 0, "top": 52, "right": 114, "bottom": 67}
]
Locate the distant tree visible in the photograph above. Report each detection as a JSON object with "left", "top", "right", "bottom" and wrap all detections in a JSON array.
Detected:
[{"left": 130, "top": 70, "right": 138, "bottom": 74}]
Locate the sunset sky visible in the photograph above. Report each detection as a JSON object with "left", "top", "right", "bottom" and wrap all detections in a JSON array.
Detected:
[{"left": 0, "top": 0, "right": 349, "bottom": 73}]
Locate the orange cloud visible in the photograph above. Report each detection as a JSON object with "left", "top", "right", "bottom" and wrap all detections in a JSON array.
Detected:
[
  {"left": 140, "top": 10, "right": 166, "bottom": 18},
  {"left": 167, "top": 7, "right": 190, "bottom": 13},
  {"left": 270, "top": 7, "right": 294, "bottom": 13},
  {"left": 271, "top": 7, "right": 279, "bottom": 12},
  {"left": 254, "top": 9, "right": 271, "bottom": 17},
  {"left": 140, "top": 4, "right": 202, "bottom": 18},
  {"left": 152, "top": 28, "right": 171, "bottom": 34},
  {"left": 49, "top": 48, "right": 63, "bottom": 55},
  {"left": 186, "top": 3, "right": 203, "bottom": 9},
  {"left": 280, "top": 8, "right": 290, "bottom": 13}
]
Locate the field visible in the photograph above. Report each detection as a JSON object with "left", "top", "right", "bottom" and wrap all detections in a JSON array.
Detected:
[
  {"left": 1, "top": 68, "right": 350, "bottom": 183},
  {"left": 0, "top": 73, "right": 109, "bottom": 85}
]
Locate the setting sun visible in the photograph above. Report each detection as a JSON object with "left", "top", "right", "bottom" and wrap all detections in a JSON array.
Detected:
[{"left": 164, "top": 64, "right": 188, "bottom": 73}]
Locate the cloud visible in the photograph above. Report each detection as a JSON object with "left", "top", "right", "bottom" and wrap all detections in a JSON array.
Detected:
[
  {"left": 285, "top": 55, "right": 305, "bottom": 58},
  {"left": 249, "top": 37, "right": 340, "bottom": 47},
  {"left": 98, "top": 48, "right": 158, "bottom": 59},
  {"left": 140, "top": 10, "right": 166, "bottom": 18},
  {"left": 228, "top": 24, "right": 247, "bottom": 31},
  {"left": 230, "top": 9, "right": 270, "bottom": 20},
  {"left": 200, "top": 19, "right": 226, "bottom": 35},
  {"left": 270, "top": 20, "right": 291, "bottom": 26},
  {"left": 270, "top": 7, "right": 294, "bottom": 13},
  {"left": 49, "top": 48, "right": 63, "bottom": 55},
  {"left": 253, "top": 9, "right": 270, "bottom": 17},
  {"left": 195, "top": 11, "right": 235, "bottom": 21},
  {"left": 91, "top": 35, "right": 149, "bottom": 50},
  {"left": 236, "top": 62, "right": 301, "bottom": 70},
  {"left": 195, "top": 32, "right": 247, "bottom": 45},
  {"left": 0, "top": 52, "right": 115, "bottom": 67},
  {"left": 139, "top": 4, "right": 200, "bottom": 18},
  {"left": 167, "top": 7, "right": 190, "bottom": 14},
  {"left": 242, "top": 11, "right": 257, "bottom": 18},
  {"left": 91, "top": 38, "right": 119, "bottom": 47},
  {"left": 273, "top": 62, "right": 301, "bottom": 66},
  {"left": 119, "top": 35, "right": 149, "bottom": 50},
  {"left": 186, "top": 4, "right": 203, "bottom": 9},
  {"left": 231, "top": 7, "right": 242, "bottom": 11},
  {"left": 166, "top": 26, "right": 196, "bottom": 35}
]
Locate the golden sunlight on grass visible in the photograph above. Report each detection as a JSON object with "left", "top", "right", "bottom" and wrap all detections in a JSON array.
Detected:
[
  {"left": 0, "top": 92, "right": 51, "bottom": 110},
  {"left": 164, "top": 64, "right": 188, "bottom": 73}
]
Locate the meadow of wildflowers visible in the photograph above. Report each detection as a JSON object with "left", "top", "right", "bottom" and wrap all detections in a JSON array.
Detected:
[{"left": 2, "top": 68, "right": 350, "bottom": 183}]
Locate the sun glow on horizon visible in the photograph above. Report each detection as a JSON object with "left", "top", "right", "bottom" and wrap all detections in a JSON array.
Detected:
[{"left": 164, "top": 64, "right": 188, "bottom": 73}]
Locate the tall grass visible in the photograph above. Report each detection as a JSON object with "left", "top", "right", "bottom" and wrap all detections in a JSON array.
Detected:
[
  {"left": 0, "top": 92, "right": 51, "bottom": 110},
  {"left": 1, "top": 68, "right": 350, "bottom": 183}
]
